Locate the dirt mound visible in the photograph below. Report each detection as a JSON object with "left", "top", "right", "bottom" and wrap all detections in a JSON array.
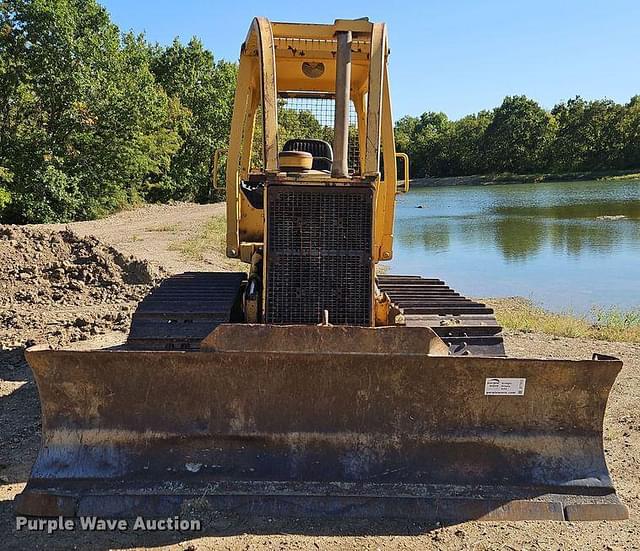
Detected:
[{"left": 0, "top": 226, "right": 160, "bottom": 348}]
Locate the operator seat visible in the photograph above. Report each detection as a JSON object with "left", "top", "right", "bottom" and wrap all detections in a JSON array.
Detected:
[
  {"left": 241, "top": 139, "right": 334, "bottom": 210},
  {"left": 283, "top": 139, "right": 333, "bottom": 171}
]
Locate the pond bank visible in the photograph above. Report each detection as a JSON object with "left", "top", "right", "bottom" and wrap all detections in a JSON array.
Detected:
[
  {"left": 485, "top": 297, "right": 640, "bottom": 343},
  {"left": 411, "top": 169, "right": 640, "bottom": 188}
]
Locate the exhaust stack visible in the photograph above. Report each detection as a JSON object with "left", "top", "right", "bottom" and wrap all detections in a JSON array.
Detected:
[{"left": 332, "top": 30, "right": 352, "bottom": 178}]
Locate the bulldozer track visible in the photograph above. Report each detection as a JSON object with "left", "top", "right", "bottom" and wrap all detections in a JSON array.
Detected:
[
  {"left": 127, "top": 271, "right": 246, "bottom": 350},
  {"left": 127, "top": 272, "right": 504, "bottom": 356},
  {"left": 378, "top": 274, "right": 505, "bottom": 356}
]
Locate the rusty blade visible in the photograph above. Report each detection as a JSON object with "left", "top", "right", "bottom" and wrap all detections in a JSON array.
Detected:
[
  {"left": 201, "top": 324, "right": 450, "bottom": 355},
  {"left": 16, "top": 344, "right": 627, "bottom": 521}
]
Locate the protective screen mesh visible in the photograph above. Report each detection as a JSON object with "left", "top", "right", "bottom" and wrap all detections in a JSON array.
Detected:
[
  {"left": 278, "top": 95, "right": 361, "bottom": 174},
  {"left": 250, "top": 95, "right": 361, "bottom": 174}
]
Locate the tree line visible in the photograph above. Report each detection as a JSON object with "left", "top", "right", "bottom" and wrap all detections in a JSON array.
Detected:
[
  {"left": 2, "top": 0, "right": 639, "bottom": 224},
  {"left": 395, "top": 95, "right": 640, "bottom": 178},
  {"left": 1, "top": 0, "right": 236, "bottom": 223}
]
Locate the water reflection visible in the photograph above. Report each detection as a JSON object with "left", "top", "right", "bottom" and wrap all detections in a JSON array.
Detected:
[
  {"left": 399, "top": 222, "right": 451, "bottom": 252},
  {"left": 392, "top": 179, "right": 640, "bottom": 311},
  {"left": 548, "top": 221, "right": 625, "bottom": 256},
  {"left": 493, "top": 217, "right": 545, "bottom": 261},
  {"left": 396, "top": 214, "right": 638, "bottom": 260},
  {"left": 397, "top": 191, "right": 640, "bottom": 261},
  {"left": 494, "top": 199, "right": 640, "bottom": 220}
]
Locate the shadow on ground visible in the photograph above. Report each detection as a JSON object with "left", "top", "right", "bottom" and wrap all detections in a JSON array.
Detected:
[
  {"left": 3, "top": 496, "right": 445, "bottom": 550},
  {"left": 0, "top": 348, "right": 40, "bottom": 485},
  {"left": 1, "top": 348, "right": 446, "bottom": 549}
]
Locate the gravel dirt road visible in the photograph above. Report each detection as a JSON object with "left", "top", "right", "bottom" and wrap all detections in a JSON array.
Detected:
[{"left": 1, "top": 203, "right": 638, "bottom": 550}]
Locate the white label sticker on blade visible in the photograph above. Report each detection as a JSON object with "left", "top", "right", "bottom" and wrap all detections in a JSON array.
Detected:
[{"left": 484, "top": 377, "right": 526, "bottom": 396}]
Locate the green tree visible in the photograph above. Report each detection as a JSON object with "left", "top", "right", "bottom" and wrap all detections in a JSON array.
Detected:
[
  {"left": 150, "top": 38, "right": 236, "bottom": 202},
  {"left": 0, "top": 0, "right": 183, "bottom": 223},
  {"left": 621, "top": 96, "right": 640, "bottom": 169},
  {"left": 551, "top": 97, "right": 625, "bottom": 172},
  {"left": 394, "top": 115, "right": 419, "bottom": 173},
  {"left": 447, "top": 111, "right": 492, "bottom": 175},
  {"left": 482, "top": 95, "right": 554, "bottom": 173},
  {"left": 395, "top": 112, "right": 453, "bottom": 177}
]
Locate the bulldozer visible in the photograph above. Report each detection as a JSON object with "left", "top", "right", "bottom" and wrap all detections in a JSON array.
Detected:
[{"left": 16, "top": 17, "right": 627, "bottom": 522}]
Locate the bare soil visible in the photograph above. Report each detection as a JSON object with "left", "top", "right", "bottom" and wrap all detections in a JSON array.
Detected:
[
  {"left": 1, "top": 203, "right": 638, "bottom": 550},
  {"left": 43, "top": 201, "right": 230, "bottom": 274}
]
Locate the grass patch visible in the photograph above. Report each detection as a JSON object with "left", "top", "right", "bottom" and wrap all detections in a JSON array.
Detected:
[
  {"left": 601, "top": 172, "right": 640, "bottom": 182},
  {"left": 145, "top": 224, "right": 179, "bottom": 232},
  {"left": 412, "top": 169, "right": 640, "bottom": 188},
  {"left": 486, "top": 298, "right": 640, "bottom": 343},
  {"left": 170, "top": 215, "right": 227, "bottom": 262}
]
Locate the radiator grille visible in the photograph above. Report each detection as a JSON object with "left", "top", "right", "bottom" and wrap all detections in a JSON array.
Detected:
[{"left": 266, "top": 185, "right": 373, "bottom": 325}]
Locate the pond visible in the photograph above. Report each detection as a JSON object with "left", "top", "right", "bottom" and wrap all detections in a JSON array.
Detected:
[{"left": 389, "top": 179, "right": 640, "bottom": 314}]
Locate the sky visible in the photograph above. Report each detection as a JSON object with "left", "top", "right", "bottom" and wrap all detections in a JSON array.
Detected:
[{"left": 100, "top": 0, "right": 640, "bottom": 120}]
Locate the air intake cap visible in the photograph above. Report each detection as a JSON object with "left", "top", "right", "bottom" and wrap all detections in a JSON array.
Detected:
[{"left": 279, "top": 150, "right": 313, "bottom": 172}]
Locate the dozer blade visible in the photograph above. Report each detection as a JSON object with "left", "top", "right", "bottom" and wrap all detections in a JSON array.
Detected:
[{"left": 16, "top": 325, "right": 627, "bottom": 522}]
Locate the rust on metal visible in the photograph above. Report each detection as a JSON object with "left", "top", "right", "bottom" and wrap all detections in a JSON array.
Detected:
[
  {"left": 202, "top": 324, "right": 449, "bottom": 355},
  {"left": 378, "top": 274, "right": 506, "bottom": 356},
  {"left": 16, "top": 343, "right": 626, "bottom": 521}
]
